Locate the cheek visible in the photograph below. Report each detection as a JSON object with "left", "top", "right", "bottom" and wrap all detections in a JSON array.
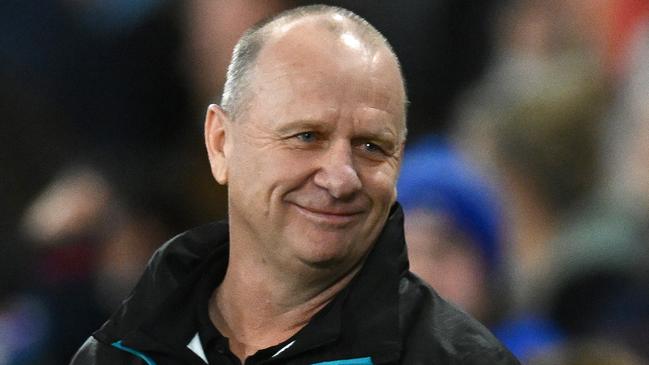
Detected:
[
  {"left": 361, "top": 166, "right": 399, "bottom": 204},
  {"left": 232, "top": 148, "right": 315, "bottom": 202}
]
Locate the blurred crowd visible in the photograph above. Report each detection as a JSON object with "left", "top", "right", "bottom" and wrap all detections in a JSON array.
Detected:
[{"left": 1, "top": 0, "right": 648, "bottom": 364}]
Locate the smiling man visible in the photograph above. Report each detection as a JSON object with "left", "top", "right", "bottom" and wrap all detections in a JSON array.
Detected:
[{"left": 71, "top": 5, "right": 519, "bottom": 365}]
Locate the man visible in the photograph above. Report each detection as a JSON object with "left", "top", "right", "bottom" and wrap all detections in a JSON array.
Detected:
[{"left": 71, "top": 5, "right": 519, "bottom": 364}]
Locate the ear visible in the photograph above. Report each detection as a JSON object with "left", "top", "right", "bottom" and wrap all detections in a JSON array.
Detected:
[{"left": 204, "top": 104, "right": 231, "bottom": 185}]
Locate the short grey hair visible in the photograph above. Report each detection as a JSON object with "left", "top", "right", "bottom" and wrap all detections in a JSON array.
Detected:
[{"left": 220, "top": 4, "right": 406, "bottom": 122}]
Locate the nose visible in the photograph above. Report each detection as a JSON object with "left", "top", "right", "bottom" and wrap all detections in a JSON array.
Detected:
[{"left": 313, "top": 141, "right": 362, "bottom": 199}]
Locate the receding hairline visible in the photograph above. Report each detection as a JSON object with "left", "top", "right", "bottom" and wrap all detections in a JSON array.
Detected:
[
  {"left": 220, "top": 4, "right": 408, "bottom": 126},
  {"left": 259, "top": 5, "right": 393, "bottom": 51}
]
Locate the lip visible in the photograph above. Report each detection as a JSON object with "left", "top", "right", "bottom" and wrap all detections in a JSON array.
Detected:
[{"left": 291, "top": 203, "right": 364, "bottom": 226}]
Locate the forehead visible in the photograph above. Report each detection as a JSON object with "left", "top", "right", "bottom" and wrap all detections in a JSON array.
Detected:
[{"left": 246, "top": 17, "right": 406, "bottom": 126}]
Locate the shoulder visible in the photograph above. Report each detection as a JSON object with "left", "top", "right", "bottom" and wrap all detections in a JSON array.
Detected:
[
  {"left": 121, "top": 220, "right": 228, "bottom": 303},
  {"left": 94, "top": 221, "right": 229, "bottom": 341},
  {"left": 144, "top": 220, "right": 229, "bottom": 281},
  {"left": 398, "top": 272, "right": 520, "bottom": 365}
]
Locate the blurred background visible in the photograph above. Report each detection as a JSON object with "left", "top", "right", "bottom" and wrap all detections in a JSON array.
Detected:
[{"left": 1, "top": 0, "right": 648, "bottom": 364}]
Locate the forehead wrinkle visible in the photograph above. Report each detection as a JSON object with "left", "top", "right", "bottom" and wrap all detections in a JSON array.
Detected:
[
  {"left": 366, "top": 81, "right": 401, "bottom": 112},
  {"left": 251, "top": 64, "right": 333, "bottom": 114},
  {"left": 248, "top": 16, "right": 405, "bottom": 132},
  {"left": 353, "top": 107, "right": 399, "bottom": 135}
]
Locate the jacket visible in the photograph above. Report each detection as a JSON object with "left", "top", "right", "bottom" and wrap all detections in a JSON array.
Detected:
[{"left": 70, "top": 204, "right": 520, "bottom": 364}]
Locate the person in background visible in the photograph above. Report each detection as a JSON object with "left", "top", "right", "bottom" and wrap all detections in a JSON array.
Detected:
[
  {"left": 397, "top": 136, "right": 504, "bottom": 324},
  {"left": 18, "top": 165, "right": 185, "bottom": 364},
  {"left": 451, "top": 1, "right": 649, "bottom": 362}
]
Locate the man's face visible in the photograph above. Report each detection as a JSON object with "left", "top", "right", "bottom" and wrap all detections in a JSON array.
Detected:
[{"left": 213, "top": 20, "right": 406, "bottom": 274}]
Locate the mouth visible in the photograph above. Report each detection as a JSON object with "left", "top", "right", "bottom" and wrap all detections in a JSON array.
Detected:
[{"left": 290, "top": 203, "right": 365, "bottom": 226}]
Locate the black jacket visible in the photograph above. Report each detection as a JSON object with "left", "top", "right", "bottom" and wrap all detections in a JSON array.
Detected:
[{"left": 70, "top": 205, "right": 519, "bottom": 364}]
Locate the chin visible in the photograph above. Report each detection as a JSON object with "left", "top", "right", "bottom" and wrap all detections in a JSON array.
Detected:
[
  {"left": 295, "top": 241, "right": 365, "bottom": 272},
  {"left": 298, "top": 256, "right": 345, "bottom": 270}
]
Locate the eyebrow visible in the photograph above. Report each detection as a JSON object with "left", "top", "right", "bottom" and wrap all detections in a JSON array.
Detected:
[
  {"left": 358, "top": 128, "right": 397, "bottom": 140},
  {"left": 274, "top": 118, "right": 401, "bottom": 143},
  {"left": 274, "top": 119, "right": 330, "bottom": 135}
]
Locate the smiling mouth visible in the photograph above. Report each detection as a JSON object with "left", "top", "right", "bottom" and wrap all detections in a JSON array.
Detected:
[{"left": 291, "top": 203, "right": 364, "bottom": 226}]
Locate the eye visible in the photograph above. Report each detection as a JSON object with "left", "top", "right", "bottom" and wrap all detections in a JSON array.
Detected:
[
  {"left": 295, "top": 131, "right": 317, "bottom": 142},
  {"left": 357, "top": 141, "right": 388, "bottom": 156},
  {"left": 353, "top": 139, "right": 394, "bottom": 161},
  {"left": 361, "top": 142, "right": 383, "bottom": 154}
]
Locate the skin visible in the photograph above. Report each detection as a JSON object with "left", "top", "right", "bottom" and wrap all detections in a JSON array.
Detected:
[
  {"left": 404, "top": 209, "right": 488, "bottom": 320},
  {"left": 204, "top": 15, "right": 406, "bottom": 361}
]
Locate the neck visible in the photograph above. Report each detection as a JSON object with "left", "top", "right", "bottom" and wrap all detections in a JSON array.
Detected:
[{"left": 210, "top": 242, "right": 363, "bottom": 362}]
